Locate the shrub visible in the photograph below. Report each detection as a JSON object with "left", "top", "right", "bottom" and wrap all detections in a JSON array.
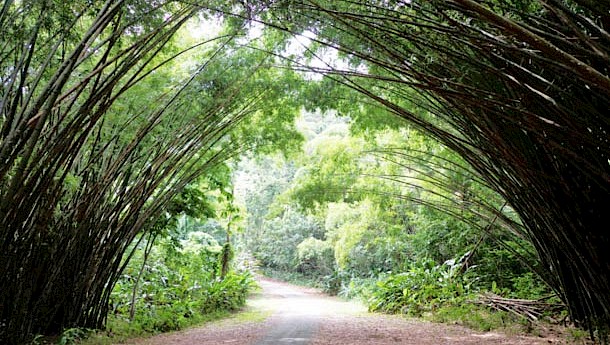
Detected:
[
  {"left": 368, "top": 259, "right": 474, "bottom": 316},
  {"left": 296, "top": 237, "right": 335, "bottom": 276},
  {"left": 201, "top": 272, "right": 255, "bottom": 313},
  {"left": 107, "top": 235, "right": 255, "bottom": 335},
  {"left": 337, "top": 276, "right": 377, "bottom": 301},
  {"left": 510, "top": 272, "right": 552, "bottom": 300}
]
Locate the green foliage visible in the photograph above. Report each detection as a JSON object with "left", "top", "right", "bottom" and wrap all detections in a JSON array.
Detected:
[
  {"left": 57, "top": 328, "right": 93, "bottom": 345},
  {"left": 201, "top": 273, "right": 254, "bottom": 314},
  {"left": 236, "top": 109, "right": 552, "bottom": 329},
  {"left": 318, "top": 269, "right": 348, "bottom": 295},
  {"left": 246, "top": 205, "right": 323, "bottom": 271},
  {"left": 296, "top": 237, "right": 334, "bottom": 276},
  {"left": 368, "top": 259, "right": 474, "bottom": 316},
  {"left": 324, "top": 200, "right": 401, "bottom": 276},
  {"left": 218, "top": 242, "right": 235, "bottom": 279},
  {"left": 510, "top": 272, "right": 552, "bottom": 300},
  {"left": 319, "top": 270, "right": 377, "bottom": 298},
  {"left": 408, "top": 208, "right": 541, "bottom": 294},
  {"left": 109, "top": 229, "right": 254, "bottom": 335},
  {"left": 260, "top": 268, "right": 321, "bottom": 289},
  {"left": 430, "top": 304, "right": 513, "bottom": 332},
  {"left": 336, "top": 276, "right": 377, "bottom": 301}
]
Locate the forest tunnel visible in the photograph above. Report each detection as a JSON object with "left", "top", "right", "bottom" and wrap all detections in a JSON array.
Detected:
[{"left": 0, "top": 1, "right": 609, "bottom": 343}]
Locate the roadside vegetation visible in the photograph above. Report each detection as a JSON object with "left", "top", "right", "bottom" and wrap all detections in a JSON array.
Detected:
[
  {"left": 35, "top": 190, "right": 257, "bottom": 345},
  {"left": 237, "top": 111, "right": 567, "bottom": 336}
]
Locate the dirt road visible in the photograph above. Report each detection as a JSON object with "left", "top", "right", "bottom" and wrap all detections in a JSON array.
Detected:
[
  {"left": 249, "top": 277, "right": 366, "bottom": 344},
  {"left": 122, "top": 276, "right": 572, "bottom": 344}
]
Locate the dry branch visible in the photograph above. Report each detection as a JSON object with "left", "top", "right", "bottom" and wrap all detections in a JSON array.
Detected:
[{"left": 475, "top": 292, "right": 564, "bottom": 322}]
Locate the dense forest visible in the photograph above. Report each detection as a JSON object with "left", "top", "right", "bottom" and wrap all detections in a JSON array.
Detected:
[{"left": 0, "top": 0, "right": 608, "bottom": 344}]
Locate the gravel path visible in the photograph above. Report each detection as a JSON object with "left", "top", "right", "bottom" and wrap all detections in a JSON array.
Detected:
[{"left": 121, "top": 276, "right": 576, "bottom": 345}]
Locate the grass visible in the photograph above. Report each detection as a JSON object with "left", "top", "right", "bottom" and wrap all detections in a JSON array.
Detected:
[
  {"left": 75, "top": 310, "right": 234, "bottom": 345},
  {"left": 568, "top": 328, "right": 592, "bottom": 344},
  {"left": 424, "top": 302, "right": 595, "bottom": 344},
  {"left": 227, "top": 305, "right": 271, "bottom": 324},
  {"left": 426, "top": 304, "right": 518, "bottom": 332},
  {"left": 79, "top": 308, "right": 270, "bottom": 345},
  {"left": 65, "top": 296, "right": 270, "bottom": 345}
]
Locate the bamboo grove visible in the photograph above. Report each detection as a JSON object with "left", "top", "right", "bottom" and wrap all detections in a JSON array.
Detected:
[
  {"left": 0, "top": 1, "right": 299, "bottom": 343},
  {"left": 258, "top": 0, "right": 610, "bottom": 336},
  {"left": 1, "top": 0, "right": 609, "bottom": 343}
]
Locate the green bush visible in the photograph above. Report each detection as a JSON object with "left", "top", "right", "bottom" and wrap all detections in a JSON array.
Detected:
[
  {"left": 297, "top": 237, "right": 335, "bottom": 276},
  {"left": 320, "top": 269, "right": 350, "bottom": 295},
  {"left": 107, "top": 233, "right": 255, "bottom": 335},
  {"left": 201, "top": 273, "right": 255, "bottom": 313},
  {"left": 337, "top": 276, "right": 377, "bottom": 301},
  {"left": 368, "top": 259, "right": 474, "bottom": 316},
  {"left": 510, "top": 272, "right": 552, "bottom": 300},
  {"left": 57, "top": 328, "right": 92, "bottom": 345}
]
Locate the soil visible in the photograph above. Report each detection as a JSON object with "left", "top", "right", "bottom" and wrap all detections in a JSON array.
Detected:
[{"left": 119, "top": 276, "right": 583, "bottom": 345}]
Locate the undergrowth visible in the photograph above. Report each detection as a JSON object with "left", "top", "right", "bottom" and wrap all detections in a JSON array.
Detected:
[
  {"left": 260, "top": 256, "right": 565, "bottom": 336},
  {"left": 35, "top": 234, "right": 257, "bottom": 345},
  {"left": 260, "top": 267, "right": 322, "bottom": 289}
]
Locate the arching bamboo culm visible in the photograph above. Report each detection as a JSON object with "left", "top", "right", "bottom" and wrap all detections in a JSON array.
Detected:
[{"left": 264, "top": 0, "right": 610, "bottom": 337}]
